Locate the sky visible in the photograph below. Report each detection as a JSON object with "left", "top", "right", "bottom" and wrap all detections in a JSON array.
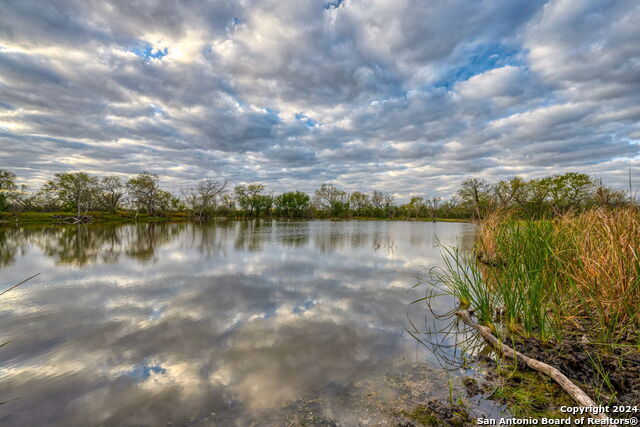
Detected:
[{"left": 0, "top": 0, "right": 639, "bottom": 199}]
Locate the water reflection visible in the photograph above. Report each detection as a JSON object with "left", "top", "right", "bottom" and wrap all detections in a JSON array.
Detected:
[{"left": 0, "top": 220, "right": 476, "bottom": 426}]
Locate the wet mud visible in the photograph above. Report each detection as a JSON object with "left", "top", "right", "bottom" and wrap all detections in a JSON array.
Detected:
[{"left": 511, "top": 336, "right": 640, "bottom": 411}]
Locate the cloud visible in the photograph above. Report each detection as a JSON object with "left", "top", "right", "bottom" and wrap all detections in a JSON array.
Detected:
[{"left": 0, "top": 0, "right": 638, "bottom": 197}]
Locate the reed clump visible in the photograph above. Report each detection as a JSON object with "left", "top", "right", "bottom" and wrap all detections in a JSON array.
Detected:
[
  {"left": 436, "top": 207, "right": 640, "bottom": 346},
  {"left": 554, "top": 208, "right": 640, "bottom": 343}
]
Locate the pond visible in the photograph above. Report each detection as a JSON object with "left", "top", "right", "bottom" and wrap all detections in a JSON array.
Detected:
[{"left": 0, "top": 220, "right": 489, "bottom": 425}]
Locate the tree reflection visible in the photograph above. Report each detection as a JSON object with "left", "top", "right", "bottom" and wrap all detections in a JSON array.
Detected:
[
  {"left": 0, "top": 223, "right": 187, "bottom": 266},
  {"left": 189, "top": 220, "right": 234, "bottom": 257},
  {"left": 234, "top": 220, "right": 272, "bottom": 252},
  {"left": 0, "top": 227, "right": 23, "bottom": 267},
  {"left": 276, "top": 221, "right": 310, "bottom": 248},
  {"left": 39, "top": 225, "right": 115, "bottom": 266},
  {"left": 124, "top": 223, "right": 185, "bottom": 263}
]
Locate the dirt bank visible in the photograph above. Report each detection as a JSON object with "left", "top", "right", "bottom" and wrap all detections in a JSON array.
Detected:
[{"left": 510, "top": 335, "right": 640, "bottom": 411}]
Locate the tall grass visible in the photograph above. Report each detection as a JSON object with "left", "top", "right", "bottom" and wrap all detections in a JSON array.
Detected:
[
  {"left": 555, "top": 208, "right": 640, "bottom": 343},
  {"left": 434, "top": 207, "right": 640, "bottom": 346},
  {"left": 429, "top": 245, "right": 497, "bottom": 328}
]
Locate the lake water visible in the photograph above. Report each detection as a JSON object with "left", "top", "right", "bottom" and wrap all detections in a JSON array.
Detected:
[{"left": 0, "top": 220, "right": 481, "bottom": 426}]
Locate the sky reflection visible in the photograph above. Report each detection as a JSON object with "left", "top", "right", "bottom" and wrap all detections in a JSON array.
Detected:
[{"left": 0, "top": 220, "right": 475, "bottom": 425}]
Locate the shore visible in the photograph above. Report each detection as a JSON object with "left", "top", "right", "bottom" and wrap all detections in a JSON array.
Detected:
[
  {"left": 427, "top": 207, "right": 640, "bottom": 422},
  {"left": 0, "top": 211, "right": 471, "bottom": 226}
]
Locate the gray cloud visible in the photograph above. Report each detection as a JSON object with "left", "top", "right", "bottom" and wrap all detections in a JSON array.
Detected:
[{"left": 0, "top": 0, "right": 638, "bottom": 198}]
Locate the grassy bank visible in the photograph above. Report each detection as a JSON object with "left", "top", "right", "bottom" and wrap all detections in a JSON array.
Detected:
[
  {"left": 435, "top": 207, "right": 639, "bottom": 346},
  {"left": 331, "top": 216, "right": 469, "bottom": 222},
  {"left": 429, "top": 207, "right": 640, "bottom": 413},
  {"left": 474, "top": 207, "right": 639, "bottom": 345},
  {"left": 0, "top": 211, "right": 470, "bottom": 225},
  {"left": 0, "top": 211, "right": 190, "bottom": 225}
]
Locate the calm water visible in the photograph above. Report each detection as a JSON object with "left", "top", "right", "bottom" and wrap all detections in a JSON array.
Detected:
[{"left": 0, "top": 220, "right": 478, "bottom": 426}]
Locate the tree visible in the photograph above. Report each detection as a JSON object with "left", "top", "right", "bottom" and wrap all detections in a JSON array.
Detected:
[
  {"left": 252, "top": 194, "right": 273, "bottom": 217},
  {"left": 157, "top": 190, "right": 182, "bottom": 213},
  {"left": 401, "top": 196, "right": 425, "bottom": 218},
  {"left": 183, "top": 179, "right": 227, "bottom": 219},
  {"left": 0, "top": 169, "right": 17, "bottom": 211},
  {"left": 439, "top": 195, "right": 468, "bottom": 219},
  {"left": 517, "top": 177, "right": 552, "bottom": 218},
  {"left": 371, "top": 191, "right": 395, "bottom": 217},
  {"left": 458, "top": 178, "right": 492, "bottom": 218},
  {"left": 126, "top": 171, "right": 163, "bottom": 215},
  {"left": 594, "top": 184, "right": 628, "bottom": 207},
  {"left": 508, "top": 176, "right": 531, "bottom": 213},
  {"left": 313, "top": 184, "right": 349, "bottom": 217},
  {"left": 275, "top": 191, "right": 310, "bottom": 218},
  {"left": 30, "top": 185, "right": 62, "bottom": 212},
  {"left": 47, "top": 172, "right": 99, "bottom": 217},
  {"left": 349, "top": 192, "right": 370, "bottom": 216},
  {"left": 426, "top": 197, "right": 441, "bottom": 222},
  {"left": 547, "top": 173, "right": 594, "bottom": 214},
  {"left": 493, "top": 179, "right": 515, "bottom": 208},
  {"left": 234, "top": 184, "right": 267, "bottom": 217},
  {"left": 99, "top": 176, "right": 125, "bottom": 213},
  {"left": 6, "top": 184, "right": 31, "bottom": 213},
  {"left": 218, "top": 194, "right": 236, "bottom": 216}
]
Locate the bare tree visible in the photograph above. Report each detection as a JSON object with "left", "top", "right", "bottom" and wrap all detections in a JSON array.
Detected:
[
  {"left": 183, "top": 179, "right": 227, "bottom": 219},
  {"left": 313, "top": 184, "right": 349, "bottom": 217},
  {"left": 426, "top": 196, "right": 441, "bottom": 222}
]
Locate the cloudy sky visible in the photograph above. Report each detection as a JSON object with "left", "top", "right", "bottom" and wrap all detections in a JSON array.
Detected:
[{"left": 0, "top": 0, "right": 638, "bottom": 198}]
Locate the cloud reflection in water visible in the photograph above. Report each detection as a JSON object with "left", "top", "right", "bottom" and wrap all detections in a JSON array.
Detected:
[{"left": 0, "top": 220, "right": 475, "bottom": 425}]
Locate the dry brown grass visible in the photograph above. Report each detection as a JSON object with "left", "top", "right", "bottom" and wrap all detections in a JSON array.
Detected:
[
  {"left": 472, "top": 207, "right": 640, "bottom": 344},
  {"left": 556, "top": 207, "right": 640, "bottom": 341},
  {"left": 475, "top": 208, "right": 513, "bottom": 264}
]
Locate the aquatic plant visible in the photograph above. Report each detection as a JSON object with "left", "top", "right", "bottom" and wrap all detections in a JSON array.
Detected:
[{"left": 432, "top": 207, "right": 640, "bottom": 346}]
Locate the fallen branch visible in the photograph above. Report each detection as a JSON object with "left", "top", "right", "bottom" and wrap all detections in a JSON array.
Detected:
[
  {"left": 455, "top": 310, "right": 610, "bottom": 423},
  {"left": 51, "top": 215, "right": 92, "bottom": 224}
]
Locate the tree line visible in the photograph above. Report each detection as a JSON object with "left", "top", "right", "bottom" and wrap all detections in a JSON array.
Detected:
[
  {"left": 0, "top": 169, "right": 634, "bottom": 221},
  {"left": 458, "top": 172, "right": 632, "bottom": 219}
]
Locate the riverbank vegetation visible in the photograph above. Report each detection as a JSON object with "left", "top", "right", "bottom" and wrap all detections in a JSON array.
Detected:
[
  {"left": 473, "top": 208, "right": 639, "bottom": 345},
  {"left": 0, "top": 169, "right": 630, "bottom": 224},
  {"left": 429, "top": 205, "right": 640, "bottom": 415},
  {"left": 439, "top": 207, "right": 639, "bottom": 346}
]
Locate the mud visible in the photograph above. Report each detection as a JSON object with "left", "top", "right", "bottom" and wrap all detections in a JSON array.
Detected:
[
  {"left": 398, "top": 400, "right": 471, "bottom": 426},
  {"left": 462, "top": 377, "right": 482, "bottom": 397},
  {"left": 509, "top": 335, "right": 640, "bottom": 411}
]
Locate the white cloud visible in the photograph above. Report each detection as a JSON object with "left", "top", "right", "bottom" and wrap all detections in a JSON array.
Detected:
[{"left": 0, "top": 0, "right": 638, "bottom": 196}]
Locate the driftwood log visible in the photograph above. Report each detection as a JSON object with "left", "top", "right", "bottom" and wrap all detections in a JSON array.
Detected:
[
  {"left": 51, "top": 215, "right": 92, "bottom": 224},
  {"left": 455, "top": 310, "right": 610, "bottom": 423}
]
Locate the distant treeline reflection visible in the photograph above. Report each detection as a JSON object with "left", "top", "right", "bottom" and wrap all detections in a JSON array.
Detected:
[{"left": 0, "top": 221, "right": 429, "bottom": 267}]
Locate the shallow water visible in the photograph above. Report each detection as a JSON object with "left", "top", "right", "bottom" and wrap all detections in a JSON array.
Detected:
[{"left": 0, "top": 220, "right": 483, "bottom": 425}]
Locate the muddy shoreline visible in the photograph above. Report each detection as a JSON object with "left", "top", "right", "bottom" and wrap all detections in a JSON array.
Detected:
[
  {"left": 399, "top": 331, "right": 640, "bottom": 426},
  {"left": 509, "top": 335, "right": 640, "bottom": 411},
  {"left": 455, "top": 333, "right": 640, "bottom": 425}
]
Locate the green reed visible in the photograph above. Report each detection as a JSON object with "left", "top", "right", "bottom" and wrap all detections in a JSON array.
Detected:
[{"left": 431, "top": 208, "right": 640, "bottom": 347}]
